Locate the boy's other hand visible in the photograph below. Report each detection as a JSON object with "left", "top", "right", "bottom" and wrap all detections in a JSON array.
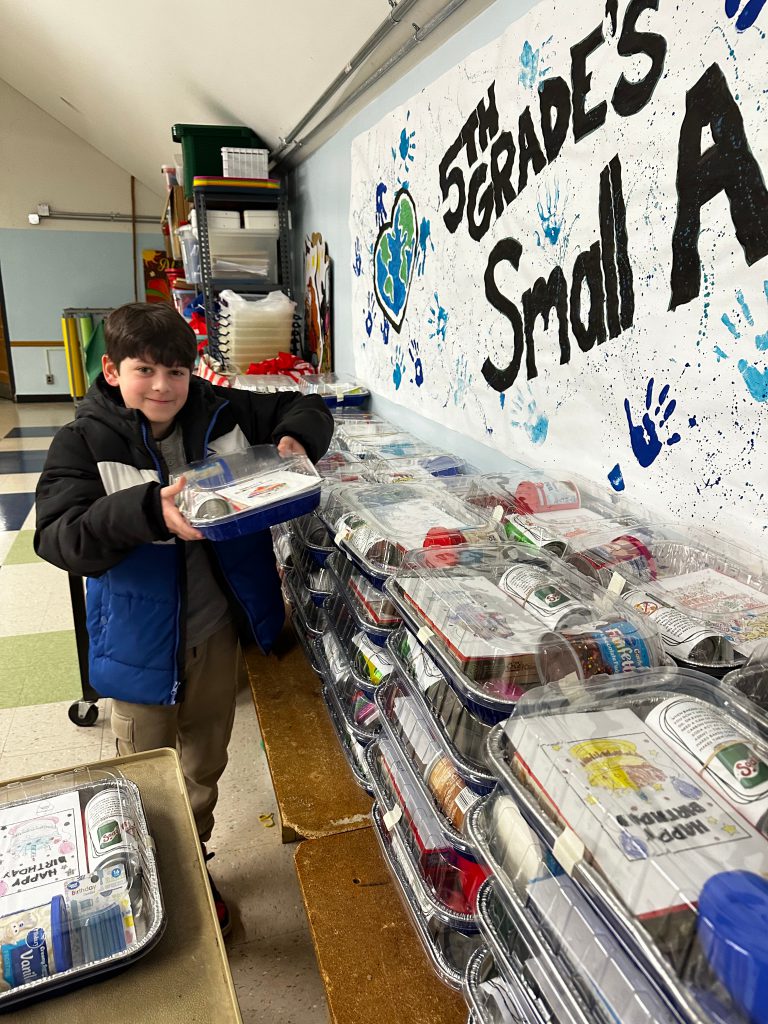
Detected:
[
  {"left": 160, "top": 477, "right": 204, "bottom": 541},
  {"left": 277, "top": 436, "right": 307, "bottom": 458}
]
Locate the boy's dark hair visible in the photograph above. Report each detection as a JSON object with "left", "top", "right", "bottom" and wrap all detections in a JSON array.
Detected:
[{"left": 105, "top": 303, "right": 198, "bottom": 370}]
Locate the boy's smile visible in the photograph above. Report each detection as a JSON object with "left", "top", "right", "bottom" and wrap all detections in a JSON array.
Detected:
[{"left": 103, "top": 354, "right": 191, "bottom": 437}]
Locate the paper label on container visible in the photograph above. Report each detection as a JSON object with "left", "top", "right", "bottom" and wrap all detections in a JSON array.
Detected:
[
  {"left": 529, "top": 507, "right": 629, "bottom": 551},
  {"left": 498, "top": 565, "right": 590, "bottom": 631},
  {"left": 364, "top": 496, "right": 472, "bottom": 550},
  {"left": 193, "top": 469, "right": 317, "bottom": 520},
  {"left": 655, "top": 568, "right": 768, "bottom": 655},
  {"left": 506, "top": 707, "right": 767, "bottom": 917},
  {"left": 0, "top": 790, "right": 89, "bottom": 914},
  {"left": 622, "top": 589, "right": 725, "bottom": 660},
  {"left": 645, "top": 697, "right": 768, "bottom": 829}
]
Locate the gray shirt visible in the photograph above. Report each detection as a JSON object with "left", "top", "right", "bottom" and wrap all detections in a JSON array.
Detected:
[{"left": 156, "top": 426, "right": 232, "bottom": 648}]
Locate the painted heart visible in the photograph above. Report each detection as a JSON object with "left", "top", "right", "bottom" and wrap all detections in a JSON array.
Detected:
[{"left": 373, "top": 187, "right": 419, "bottom": 333}]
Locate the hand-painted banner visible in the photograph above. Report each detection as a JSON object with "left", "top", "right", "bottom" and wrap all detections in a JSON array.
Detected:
[{"left": 350, "top": 0, "right": 768, "bottom": 546}]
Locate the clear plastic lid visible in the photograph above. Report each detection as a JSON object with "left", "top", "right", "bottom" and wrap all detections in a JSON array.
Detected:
[
  {"left": 289, "top": 534, "right": 333, "bottom": 602},
  {"left": 323, "top": 588, "right": 395, "bottom": 693},
  {"left": 326, "top": 551, "right": 401, "bottom": 637},
  {"left": 232, "top": 374, "right": 300, "bottom": 393},
  {"left": 316, "top": 450, "right": 368, "bottom": 483},
  {"left": 334, "top": 420, "right": 402, "bottom": 445},
  {"left": 332, "top": 407, "right": 387, "bottom": 423},
  {"left": 370, "top": 803, "right": 481, "bottom": 990},
  {"left": 375, "top": 675, "right": 491, "bottom": 844},
  {"left": 365, "top": 739, "right": 488, "bottom": 924},
  {"left": 722, "top": 641, "right": 768, "bottom": 711},
  {"left": 319, "top": 482, "right": 505, "bottom": 586},
  {"left": 282, "top": 567, "right": 324, "bottom": 637},
  {"left": 361, "top": 453, "right": 473, "bottom": 483},
  {"left": 174, "top": 444, "right": 321, "bottom": 537},
  {"left": 313, "top": 634, "right": 381, "bottom": 742},
  {"left": 467, "top": 802, "right": 678, "bottom": 1024},
  {"left": 577, "top": 525, "right": 768, "bottom": 673},
  {"left": 464, "top": 945, "right": 556, "bottom": 1024},
  {"left": 384, "top": 543, "right": 666, "bottom": 714},
  {"left": 271, "top": 521, "right": 294, "bottom": 569},
  {"left": 487, "top": 668, "right": 768, "bottom": 1024},
  {"left": 297, "top": 372, "right": 370, "bottom": 404},
  {"left": 293, "top": 512, "right": 334, "bottom": 564},
  {"left": 387, "top": 628, "right": 497, "bottom": 776},
  {"left": 345, "top": 434, "right": 445, "bottom": 462},
  {"left": 0, "top": 768, "right": 163, "bottom": 1008}
]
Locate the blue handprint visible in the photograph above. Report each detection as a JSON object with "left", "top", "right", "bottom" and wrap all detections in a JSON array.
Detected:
[
  {"left": 509, "top": 385, "right": 549, "bottom": 445},
  {"left": 719, "top": 285, "right": 768, "bottom": 403},
  {"left": 364, "top": 291, "right": 376, "bottom": 338},
  {"left": 392, "top": 111, "right": 416, "bottom": 178},
  {"left": 518, "top": 38, "right": 552, "bottom": 91},
  {"left": 380, "top": 319, "right": 390, "bottom": 346},
  {"left": 416, "top": 218, "right": 434, "bottom": 276},
  {"left": 352, "top": 237, "right": 362, "bottom": 278},
  {"left": 452, "top": 355, "right": 472, "bottom": 407},
  {"left": 535, "top": 185, "right": 565, "bottom": 247},
  {"left": 427, "top": 293, "right": 449, "bottom": 349},
  {"left": 375, "top": 182, "right": 388, "bottom": 228},
  {"left": 624, "top": 378, "right": 682, "bottom": 469},
  {"left": 408, "top": 339, "right": 424, "bottom": 387},
  {"left": 392, "top": 344, "right": 406, "bottom": 390},
  {"left": 725, "top": 0, "right": 766, "bottom": 31}
]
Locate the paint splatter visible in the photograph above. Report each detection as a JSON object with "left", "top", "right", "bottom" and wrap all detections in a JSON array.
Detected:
[
  {"left": 452, "top": 355, "right": 472, "bottom": 407},
  {"left": 689, "top": 415, "right": 698, "bottom": 427},
  {"left": 718, "top": 283, "right": 768, "bottom": 402},
  {"left": 509, "top": 386, "right": 549, "bottom": 446},
  {"left": 364, "top": 291, "right": 376, "bottom": 338},
  {"left": 624, "top": 378, "right": 682, "bottom": 469},
  {"left": 725, "top": 0, "right": 767, "bottom": 31},
  {"left": 417, "top": 217, "right": 434, "bottom": 276},
  {"left": 380, "top": 319, "right": 390, "bottom": 346},
  {"left": 499, "top": 393, "right": 506, "bottom": 410},
  {"left": 408, "top": 339, "right": 424, "bottom": 387},
  {"left": 428, "top": 293, "right": 449, "bottom": 349},
  {"left": 518, "top": 39, "right": 552, "bottom": 90},
  {"left": 608, "top": 464, "right": 625, "bottom": 492},
  {"left": 535, "top": 184, "right": 565, "bottom": 246},
  {"left": 352, "top": 237, "right": 362, "bottom": 277},
  {"left": 391, "top": 344, "right": 406, "bottom": 390},
  {"left": 392, "top": 111, "right": 416, "bottom": 177},
  {"left": 375, "top": 182, "right": 388, "bottom": 228}
]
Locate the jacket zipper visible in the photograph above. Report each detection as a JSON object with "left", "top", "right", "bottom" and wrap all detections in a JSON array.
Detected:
[{"left": 142, "top": 422, "right": 186, "bottom": 704}]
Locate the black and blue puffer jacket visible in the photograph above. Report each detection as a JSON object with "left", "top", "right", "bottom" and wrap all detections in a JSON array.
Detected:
[{"left": 34, "top": 374, "right": 334, "bottom": 705}]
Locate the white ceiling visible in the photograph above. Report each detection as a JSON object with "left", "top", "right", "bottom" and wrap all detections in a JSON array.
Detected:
[{"left": 0, "top": 0, "right": 493, "bottom": 198}]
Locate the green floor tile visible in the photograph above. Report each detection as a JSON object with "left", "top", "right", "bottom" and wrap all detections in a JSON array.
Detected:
[
  {"left": 0, "top": 630, "right": 81, "bottom": 708},
  {"left": 3, "top": 530, "right": 40, "bottom": 566}
]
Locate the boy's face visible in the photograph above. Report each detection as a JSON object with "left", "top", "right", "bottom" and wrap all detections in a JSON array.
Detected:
[{"left": 102, "top": 354, "right": 191, "bottom": 437}]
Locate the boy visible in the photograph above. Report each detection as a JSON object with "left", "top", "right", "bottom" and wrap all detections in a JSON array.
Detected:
[{"left": 35, "top": 303, "right": 334, "bottom": 933}]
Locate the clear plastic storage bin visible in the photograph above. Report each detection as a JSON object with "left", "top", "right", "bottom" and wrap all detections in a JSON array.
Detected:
[
  {"left": 282, "top": 566, "right": 324, "bottom": 638},
  {"left": 319, "top": 482, "right": 505, "bottom": 589},
  {"left": 371, "top": 802, "right": 481, "bottom": 989},
  {"left": 384, "top": 543, "right": 666, "bottom": 719},
  {"left": 387, "top": 628, "right": 498, "bottom": 775},
  {"left": 0, "top": 768, "right": 164, "bottom": 1009},
  {"left": 366, "top": 739, "right": 488, "bottom": 921},
  {"left": 174, "top": 444, "right": 321, "bottom": 540},
  {"left": 289, "top": 534, "right": 333, "bottom": 605},
  {"left": 319, "top": 682, "right": 372, "bottom": 791},
  {"left": 294, "top": 512, "right": 335, "bottom": 565},
  {"left": 484, "top": 667, "right": 768, "bottom": 1024},
  {"left": 572, "top": 526, "right": 768, "bottom": 675},
  {"left": 316, "top": 450, "right": 368, "bottom": 483}
]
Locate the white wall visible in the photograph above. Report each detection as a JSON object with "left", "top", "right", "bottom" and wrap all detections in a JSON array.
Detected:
[
  {"left": 289, "top": 0, "right": 537, "bottom": 470},
  {"left": 0, "top": 77, "right": 165, "bottom": 396}
]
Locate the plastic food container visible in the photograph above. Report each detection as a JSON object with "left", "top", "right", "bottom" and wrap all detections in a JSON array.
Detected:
[
  {"left": 333, "top": 419, "right": 401, "bottom": 444},
  {"left": 326, "top": 552, "right": 401, "bottom": 640},
  {"left": 576, "top": 526, "right": 768, "bottom": 676},
  {"left": 370, "top": 802, "right": 481, "bottom": 989},
  {"left": 485, "top": 668, "right": 768, "bottom": 1024},
  {"left": 174, "top": 444, "right": 321, "bottom": 540},
  {"left": 319, "top": 683, "right": 372, "bottom": 791},
  {"left": 722, "top": 643, "right": 768, "bottom": 711},
  {"left": 323, "top": 588, "right": 395, "bottom": 692},
  {"left": 316, "top": 450, "right": 368, "bottom": 483},
  {"left": 333, "top": 409, "right": 388, "bottom": 425},
  {"left": 366, "top": 739, "right": 488, "bottom": 921},
  {"left": 468, "top": 809, "right": 677, "bottom": 1024},
  {"left": 0, "top": 768, "right": 164, "bottom": 1010},
  {"left": 289, "top": 534, "right": 333, "bottom": 605},
  {"left": 346, "top": 435, "right": 445, "bottom": 462},
  {"left": 294, "top": 512, "right": 335, "bottom": 565},
  {"left": 319, "top": 482, "right": 505, "bottom": 589},
  {"left": 384, "top": 543, "right": 666, "bottom": 719},
  {"left": 361, "top": 454, "right": 472, "bottom": 483},
  {"left": 387, "top": 628, "right": 497, "bottom": 778},
  {"left": 297, "top": 373, "right": 371, "bottom": 408},
  {"left": 271, "top": 521, "right": 293, "bottom": 569},
  {"left": 282, "top": 576, "right": 322, "bottom": 674},
  {"left": 314, "top": 631, "right": 381, "bottom": 738},
  {"left": 464, "top": 945, "right": 551, "bottom": 1024},
  {"left": 282, "top": 566, "right": 324, "bottom": 637},
  {"left": 233, "top": 374, "right": 299, "bottom": 393},
  {"left": 375, "top": 675, "right": 493, "bottom": 842}
]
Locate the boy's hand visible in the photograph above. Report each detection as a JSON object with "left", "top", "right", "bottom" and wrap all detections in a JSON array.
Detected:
[
  {"left": 160, "top": 477, "right": 204, "bottom": 541},
  {"left": 277, "top": 436, "right": 307, "bottom": 458}
]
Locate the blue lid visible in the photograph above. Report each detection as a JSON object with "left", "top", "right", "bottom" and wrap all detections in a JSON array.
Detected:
[
  {"left": 698, "top": 870, "right": 768, "bottom": 1024},
  {"left": 50, "top": 895, "right": 73, "bottom": 974}
]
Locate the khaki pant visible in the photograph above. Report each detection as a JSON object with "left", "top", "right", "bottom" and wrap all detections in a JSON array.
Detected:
[{"left": 111, "top": 621, "right": 239, "bottom": 844}]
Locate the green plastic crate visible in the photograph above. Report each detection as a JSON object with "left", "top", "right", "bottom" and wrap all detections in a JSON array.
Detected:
[{"left": 171, "top": 124, "right": 267, "bottom": 198}]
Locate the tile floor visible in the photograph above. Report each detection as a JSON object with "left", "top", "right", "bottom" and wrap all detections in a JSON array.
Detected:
[{"left": 0, "top": 397, "right": 329, "bottom": 1023}]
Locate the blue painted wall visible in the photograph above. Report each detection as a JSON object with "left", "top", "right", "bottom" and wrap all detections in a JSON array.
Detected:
[
  {"left": 0, "top": 228, "right": 164, "bottom": 395},
  {"left": 290, "top": 0, "right": 536, "bottom": 467}
]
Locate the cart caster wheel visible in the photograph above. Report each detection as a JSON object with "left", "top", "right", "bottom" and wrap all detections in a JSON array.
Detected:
[{"left": 68, "top": 701, "right": 99, "bottom": 727}]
